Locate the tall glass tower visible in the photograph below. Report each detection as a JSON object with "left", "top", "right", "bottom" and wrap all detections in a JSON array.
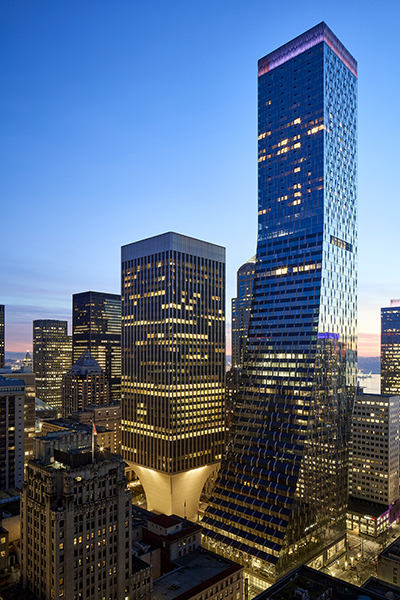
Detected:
[
  {"left": 231, "top": 256, "right": 256, "bottom": 368},
  {"left": 202, "top": 23, "right": 357, "bottom": 590}
]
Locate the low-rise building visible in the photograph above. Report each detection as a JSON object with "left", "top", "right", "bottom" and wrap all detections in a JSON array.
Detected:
[
  {"left": 377, "top": 538, "right": 400, "bottom": 586},
  {"left": 127, "top": 507, "right": 243, "bottom": 600}
]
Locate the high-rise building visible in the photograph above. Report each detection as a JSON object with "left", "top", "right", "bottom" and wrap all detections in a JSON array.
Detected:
[
  {"left": 121, "top": 232, "right": 225, "bottom": 520},
  {"left": 347, "top": 390, "right": 399, "bottom": 537},
  {"left": 0, "top": 376, "right": 25, "bottom": 490},
  {"left": 231, "top": 256, "right": 256, "bottom": 368},
  {"left": 381, "top": 300, "right": 400, "bottom": 395},
  {"left": 2, "top": 370, "right": 36, "bottom": 462},
  {"left": 72, "top": 291, "right": 121, "bottom": 402},
  {"left": 62, "top": 349, "right": 110, "bottom": 417},
  {"left": 202, "top": 22, "right": 358, "bottom": 590},
  {"left": 0, "top": 305, "right": 4, "bottom": 368},
  {"left": 21, "top": 431, "right": 133, "bottom": 600},
  {"left": 33, "top": 319, "right": 72, "bottom": 413}
]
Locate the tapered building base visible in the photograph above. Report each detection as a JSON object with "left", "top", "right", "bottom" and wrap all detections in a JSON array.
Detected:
[{"left": 129, "top": 462, "right": 220, "bottom": 521}]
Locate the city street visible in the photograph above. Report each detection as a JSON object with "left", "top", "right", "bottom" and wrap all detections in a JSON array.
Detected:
[{"left": 327, "top": 522, "right": 400, "bottom": 586}]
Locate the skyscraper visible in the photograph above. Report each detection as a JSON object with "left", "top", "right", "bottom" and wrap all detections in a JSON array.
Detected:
[
  {"left": 0, "top": 305, "right": 4, "bottom": 368},
  {"left": 121, "top": 232, "right": 225, "bottom": 520},
  {"left": 72, "top": 291, "right": 121, "bottom": 402},
  {"left": 33, "top": 320, "right": 72, "bottom": 413},
  {"left": 231, "top": 256, "right": 256, "bottom": 368},
  {"left": 381, "top": 300, "right": 400, "bottom": 395},
  {"left": 202, "top": 23, "right": 357, "bottom": 590},
  {"left": 62, "top": 349, "right": 110, "bottom": 417},
  {"left": 0, "top": 376, "right": 25, "bottom": 490}
]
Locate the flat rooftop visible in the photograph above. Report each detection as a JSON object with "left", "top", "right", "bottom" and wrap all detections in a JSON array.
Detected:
[
  {"left": 254, "top": 565, "right": 384, "bottom": 600},
  {"left": 152, "top": 548, "right": 241, "bottom": 600},
  {"left": 348, "top": 497, "right": 389, "bottom": 519}
]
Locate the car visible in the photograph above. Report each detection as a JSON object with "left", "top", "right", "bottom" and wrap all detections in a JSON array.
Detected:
[{"left": 393, "top": 534, "right": 397, "bottom": 538}]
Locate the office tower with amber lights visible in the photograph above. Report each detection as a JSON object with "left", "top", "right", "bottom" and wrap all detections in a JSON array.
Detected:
[
  {"left": 73, "top": 291, "right": 121, "bottom": 402},
  {"left": 231, "top": 256, "right": 256, "bottom": 368},
  {"left": 62, "top": 349, "right": 110, "bottom": 417},
  {"left": 33, "top": 320, "right": 72, "bottom": 414},
  {"left": 202, "top": 23, "right": 357, "bottom": 591},
  {"left": 381, "top": 300, "right": 400, "bottom": 396},
  {"left": 0, "top": 376, "right": 25, "bottom": 490},
  {"left": 0, "top": 305, "right": 4, "bottom": 368},
  {"left": 121, "top": 232, "right": 225, "bottom": 520},
  {"left": 347, "top": 390, "right": 399, "bottom": 537},
  {"left": 21, "top": 431, "right": 133, "bottom": 600}
]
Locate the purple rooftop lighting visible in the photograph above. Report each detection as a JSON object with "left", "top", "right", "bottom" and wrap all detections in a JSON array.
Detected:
[{"left": 258, "top": 22, "right": 357, "bottom": 78}]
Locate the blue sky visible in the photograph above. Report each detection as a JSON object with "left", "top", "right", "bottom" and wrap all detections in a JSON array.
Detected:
[{"left": 2, "top": 0, "right": 399, "bottom": 355}]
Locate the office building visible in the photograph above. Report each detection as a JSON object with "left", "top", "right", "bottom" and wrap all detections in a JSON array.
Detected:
[
  {"left": 0, "top": 376, "right": 25, "bottom": 490},
  {"left": 33, "top": 320, "right": 72, "bottom": 413},
  {"left": 347, "top": 391, "right": 399, "bottom": 537},
  {"left": 0, "top": 305, "right": 4, "bottom": 368},
  {"left": 381, "top": 300, "right": 400, "bottom": 396},
  {"left": 2, "top": 370, "right": 36, "bottom": 462},
  {"left": 73, "top": 291, "right": 121, "bottom": 402},
  {"left": 21, "top": 431, "right": 133, "bottom": 600},
  {"left": 231, "top": 256, "right": 255, "bottom": 368},
  {"left": 62, "top": 349, "right": 110, "bottom": 417},
  {"left": 202, "top": 22, "right": 358, "bottom": 590},
  {"left": 121, "top": 232, "right": 225, "bottom": 520}
]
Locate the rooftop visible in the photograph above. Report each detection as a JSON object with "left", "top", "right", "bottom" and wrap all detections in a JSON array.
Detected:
[
  {"left": 254, "top": 565, "right": 384, "bottom": 600},
  {"left": 152, "top": 548, "right": 241, "bottom": 600},
  {"left": 122, "top": 232, "right": 225, "bottom": 263},
  {"left": 69, "top": 349, "right": 103, "bottom": 374},
  {"left": 348, "top": 497, "right": 389, "bottom": 519},
  {"left": 148, "top": 514, "right": 181, "bottom": 529},
  {"left": 258, "top": 22, "right": 357, "bottom": 79}
]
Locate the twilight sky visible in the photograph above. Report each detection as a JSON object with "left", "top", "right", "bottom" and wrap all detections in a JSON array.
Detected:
[{"left": 2, "top": 0, "right": 399, "bottom": 357}]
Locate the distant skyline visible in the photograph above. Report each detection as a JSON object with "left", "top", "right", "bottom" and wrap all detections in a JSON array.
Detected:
[{"left": 2, "top": 0, "right": 400, "bottom": 357}]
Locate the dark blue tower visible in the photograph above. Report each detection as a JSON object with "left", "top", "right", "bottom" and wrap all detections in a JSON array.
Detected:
[{"left": 203, "top": 23, "right": 357, "bottom": 590}]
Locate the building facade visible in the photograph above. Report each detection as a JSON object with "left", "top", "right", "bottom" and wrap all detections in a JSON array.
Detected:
[
  {"left": 0, "top": 376, "right": 25, "bottom": 490},
  {"left": 381, "top": 300, "right": 400, "bottom": 396},
  {"left": 231, "top": 256, "right": 256, "bottom": 369},
  {"left": 21, "top": 431, "right": 133, "bottom": 600},
  {"left": 347, "top": 391, "right": 399, "bottom": 537},
  {"left": 33, "top": 319, "right": 72, "bottom": 413},
  {"left": 70, "top": 404, "right": 121, "bottom": 454},
  {"left": 0, "top": 305, "right": 4, "bottom": 368},
  {"left": 2, "top": 370, "right": 36, "bottom": 462},
  {"left": 62, "top": 349, "right": 110, "bottom": 417},
  {"left": 72, "top": 291, "right": 121, "bottom": 402},
  {"left": 202, "top": 22, "right": 358, "bottom": 589},
  {"left": 121, "top": 232, "right": 225, "bottom": 520}
]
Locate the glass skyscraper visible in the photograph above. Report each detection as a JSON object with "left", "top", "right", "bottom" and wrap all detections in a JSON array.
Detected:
[
  {"left": 381, "top": 300, "right": 400, "bottom": 395},
  {"left": 72, "top": 291, "right": 121, "bottom": 402},
  {"left": 202, "top": 23, "right": 357, "bottom": 590},
  {"left": 231, "top": 256, "right": 256, "bottom": 368}
]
